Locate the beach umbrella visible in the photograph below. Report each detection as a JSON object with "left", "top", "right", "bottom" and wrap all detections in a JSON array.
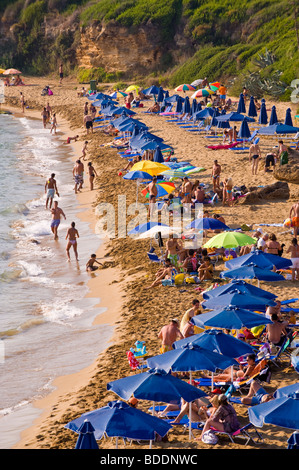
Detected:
[
  {"left": 191, "top": 79, "right": 204, "bottom": 87},
  {"left": 201, "top": 291, "right": 276, "bottom": 311},
  {"left": 3, "top": 68, "right": 22, "bottom": 75},
  {"left": 164, "top": 90, "right": 169, "bottom": 99},
  {"left": 74, "top": 420, "right": 99, "bottom": 449},
  {"left": 146, "top": 344, "right": 237, "bottom": 440},
  {"left": 111, "top": 106, "right": 136, "bottom": 116},
  {"left": 110, "top": 91, "right": 128, "bottom": 99},
  {"left": 248, "top": 96, "right": 257, "bottom": 117},
  {"left": 157, "top": 87, "right": 164, "bottom": 103},
  {"left": 191, "top": 306, "right": 273, "bottom": 330},
  {"left": 166, "top": 94, "right": 181, "bottom": 103},
  {"left": 238, "top": 119, "right": 251, "bottom": 139},
  {"left": 175, "top": 97, "right": 183, "bottom": 113},
  {"left": 237, "top": 93, "right": 246, "bottom": 114},
  {"left": 225, "top": 248, "right": 292, "bottom": 271},
  {"left": 274, "top": 383, "right": 299, "bottom": 399},
  {"left": 125, "top": 85, "right": 140, "bottom": 93},
  {"left": 202, "top": 279, "right": 277, "bottom": 301},
  {"left": 160, "top": 169, "right": 187, "bottom": 179},
  {"left": 65, "top": 400, "right": 171, "bottom": 448},
  {"left": 139, "top": 140, "right": 172, "bottom": 152},
  {"left": 191, "top": 99, "right": 198, "bottom": 116},
  {"left": 248, "top": 391, "right": 299, "bottom": 430},
  {"left": 141, "top": 182, "right": 175, "bottom": 199},
  {"left": 217, "top": 120, "right": 231, "bottom": 129},
  {"left": 284, "top": 108, "right": 293, "bottom": 127},
  {"left": 137, "top": 225, "right": 181, "bottom": 239},
  {"left": 107, "top": 367, "right": 208, "bottom": 404},
  {"left": 143, "top": 85, "right": 160, "bottom": 96},
  {"left": 257, "top": 123, "right": 299, "bottom": 135},
  {"left": 191, "top": 88, "right": 214, "bottom": 99},
  {"left": 216, "top": 112, "right": 255, "bottom": 122},
  {"left": 269, "top": 106, "right": 278, "bottom": 125},
  {"left": 131, "top": 161, "right": 168, "bottom": 176},
  {"left": 153, "top": 146, "right": 164, "bottom": 163},
  {"left": 288, "top": 431, "right": 299, "bottom": 449},
  {"left": 220, "top": 263, "right": 286, "bottom": 288},
  {"left": 118, "top": 122, "right": 143, "bottom": 133},
  {"left": 128, "top": 222, "right": 168, "bottom": 236},
  {"left": 203, "top": 231, "right": 256, "bottom": 249},
  {"left": 175, "top": 84, "right": 196, "bottom": 92},
  {"left": 173, "top": 329, "right": 254, "bottom": 357},
  {"left": 195, "top": 102, "right": 202, "bottom": 113},
  {"left": 123, "top": 170, "right": 153, "bottom": 206},
  {"left": 193, "top": 107, "right": 215, "bottom": 121},
  {"left": 185, "top": 217, "right": 230, "bottom": 231},
  {"left": 258, "top": 102, "right": 268, "bottom": 125},
  {"left": 182, "top": 96, "right": 191, "bottom": 114}
]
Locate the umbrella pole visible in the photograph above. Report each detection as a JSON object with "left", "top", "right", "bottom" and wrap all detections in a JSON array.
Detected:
[
  {"left": 211, "top": 372, "right": 214, "bottom": 392},
  {"left": 116, "top": 437, "right": 118, "bottom": 449},
  {"left": 189, "top": 371, "right": 192, "bottom": 441},
  {"left": 152, "top": 401, "right": 156, "bottom": 416}
]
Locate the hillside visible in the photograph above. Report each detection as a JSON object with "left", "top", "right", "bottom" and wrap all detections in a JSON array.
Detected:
[{"left": 0, "top": 0, "right": 298, "bottom": 98}]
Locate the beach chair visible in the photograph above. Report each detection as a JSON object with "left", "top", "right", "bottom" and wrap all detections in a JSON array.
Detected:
[
  {"left": 210, "top": 423, "right": 263, "bottom": 445},
  {"left": 268, "top": 331, "right": 298, "bottom": 367},
  {"left": 147, "top": 252, "right": 163, "bottom": 264},
  {"left": 126, "top": 351, "right": 147, "bottom": 373},
  {"left": 186, "top": 121, "right": 204, "bottom": 133}
]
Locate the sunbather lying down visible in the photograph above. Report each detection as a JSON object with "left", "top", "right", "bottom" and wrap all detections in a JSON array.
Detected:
[
  {"left": 145, "top": 260, "right": 174, "bottom": 289},
  {"left": 207, "top": 354, "right": 257, "bottom": 382},
  {"left": 240, "top": 380, "right": 275, "bottom": 405},
  {"left": 170, "top": 398, "right": 209, "bottom": 424},
  {"left": 102, "top": 124, "right": 119, "bottom": 136}
]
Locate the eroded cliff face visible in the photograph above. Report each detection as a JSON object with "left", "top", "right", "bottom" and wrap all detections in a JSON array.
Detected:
[{"left": 76, "top": 22, "right": 167, "bottom": 75}]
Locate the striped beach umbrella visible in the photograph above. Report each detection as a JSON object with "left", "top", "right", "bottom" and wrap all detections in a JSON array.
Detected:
[{"left": 175, "top": 84, "right": 196, "bottom": 92}]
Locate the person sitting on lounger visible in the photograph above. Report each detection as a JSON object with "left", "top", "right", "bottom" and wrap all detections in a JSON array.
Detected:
[
  {"left": 211, "top": 353, "right": 257, "bottom": 382},
  {"left": 148, "top": 102, "right": 160, "bottom": 113},
  {"left": 145, "top": 259, "right": 174, "bottom": 289},
  {"left": 197, "top": 256, "right": 214, "bottom": 282},
  {"left": 197, "top": 394, "right": 240, "bottom": 441},
  {"left": 266, "top": 313, "right": 288, "bottom": 347},
  {"left": 240, "top": 380, "right": 275, "bottom": 405},
  {"left": 171, "top": 397, "right": 209, "bottom": 425}
]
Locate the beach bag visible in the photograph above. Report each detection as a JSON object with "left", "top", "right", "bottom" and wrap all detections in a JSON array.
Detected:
[
  {"left": 201, "top": 430, "right": 218, "bottom": 445},
  {"left": 48, "top": 89, "right": 53, "bottom": 96},
  {"left": 280, "top": 151, "right": 288, "bottom": 165}
]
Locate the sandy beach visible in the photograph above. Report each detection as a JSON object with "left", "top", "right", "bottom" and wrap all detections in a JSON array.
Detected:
[{"left": 2, "top": 75, "right": 299, "bottom": 450}]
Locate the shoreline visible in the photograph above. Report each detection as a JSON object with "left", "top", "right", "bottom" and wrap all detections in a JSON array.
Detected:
[
  {"left": 2, "top": 78, "right": 299, "bottom": 449},
  {"left": 1, "top": 102, "right": 125, "bottom": 449}
]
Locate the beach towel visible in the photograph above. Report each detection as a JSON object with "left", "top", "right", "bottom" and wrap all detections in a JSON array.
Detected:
[{"left": 206, "top": 142, "right": 240, "bottom": 150}]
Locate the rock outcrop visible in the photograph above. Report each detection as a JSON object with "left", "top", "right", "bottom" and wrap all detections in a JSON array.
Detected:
[
  {"left": 274, "top": 148, "right": 299, "bottom": 185},
  {"left": 239, "top": 181, "right": 290, "bottom": 204}
]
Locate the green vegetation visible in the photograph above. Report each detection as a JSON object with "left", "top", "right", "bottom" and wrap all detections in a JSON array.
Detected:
[{"left": 0, "top": 0, "right": 298, "bottom": 100}]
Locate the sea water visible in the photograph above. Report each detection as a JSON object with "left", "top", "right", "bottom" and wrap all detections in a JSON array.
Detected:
[{"left": 0, "top": 113, "right": 112, "bottom": 448}]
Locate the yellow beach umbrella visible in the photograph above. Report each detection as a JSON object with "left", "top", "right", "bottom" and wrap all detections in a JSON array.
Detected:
[
  {"left": 0, "top": 68, "right": 5, "bottom": 75},
  {"left": 131, "top": 160, "right": 168, "bottom": 176},
  {"left": 126, "top": 85, "right": 140, "bottom": 93}
]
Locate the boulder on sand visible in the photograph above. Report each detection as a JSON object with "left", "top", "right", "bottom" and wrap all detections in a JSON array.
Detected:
[
  {"left": 274, "top": 148, "right": 299, "bottom": 184},
  {"left": 239, "top": 181, "right": 290, "bottom": 204}
]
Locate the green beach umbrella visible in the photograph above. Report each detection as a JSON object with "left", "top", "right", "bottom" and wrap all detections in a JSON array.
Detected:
[
  {"left": 160, "top": 169, "right": 187, "bottom": 179},
  {"left": 203, "top": 231, "right": 257, "bottom": 249}
]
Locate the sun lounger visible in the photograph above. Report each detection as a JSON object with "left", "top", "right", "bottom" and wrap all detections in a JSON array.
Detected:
[{"left": 210, "top": 423, "right": 263, "bottom": 445}]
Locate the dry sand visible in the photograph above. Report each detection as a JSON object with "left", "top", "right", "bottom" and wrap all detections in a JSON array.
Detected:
[{"left": 2, "top": 76, "right": 299, "bottom": 450}]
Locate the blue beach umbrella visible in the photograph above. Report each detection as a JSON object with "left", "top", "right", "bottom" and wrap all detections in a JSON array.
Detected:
[
  {"left": 220, "top": 263, "right": 286, "bottom": 285},
  {"left": 111, "top": 106, "right": 136, "bottom": 116},
  {"left": 202, "top": 280, "right": 277, "bottom": 301},
  {"left": 249, "top": 391, "right": 299, "bottom": 430},
  {"left": 139, "top": 141, "right": 171, "bottom": 152},
  {"left": 191, "top": 306, "right": 273, "bottom": 330},
  {"left": 143, "top": 85, "right": 160, "bottom": 96},
  {"left": 173, "top": 329, "right": 254, "bottom": 357},
  {"left": 153, "top": 146, "right": 164, "bottom": 163},
  {"left": 191, "top": 99, "right": 198, "bottom": 116},
  {"left": 106, "top": 367, "right": 208, "bottom": 403},
  {"left": 284, "top": 108, "right": 293, "bottom": 127},
  {"left": 238, "top": 119, "right": 251, "bottom": 139},
  {"left": 182, "top": 96, "right": 191, "bottom": 114},
  {"left": 123, "top": 171, "right": 153, "bottom": 180},
  {"left": 194, "top": 107, "right": 216, "bottom": 120},
  {"left": 237, "top": 93, "right": 246, "bottom": 114},
  {"left": 185, "top": 217, "right": 229, "bottom": 231},
  {"left": 225, "top": 249, "right": 292, "bottom": 271},
  {"left": 274, "top": 383, "right": 299, "bottom": 399},
  {"left": 147, "top": 343, "right": 238, "bottom": 373},
  {"left": 128, "top": 222, "right": 168, "bottom": 235},
  {"left": 175, "top": 97, "right": 183, "bottom": 113},
  {"left": 269, "top": 106, "right": 278, "bottom": 125},
  {"left": 65, "top": 400, "right": 172, "bottom": 446},
  {"left": 164, "top": 90, "right": 169, "bottom": 100},
  {"left": 202, "top": 291, "right": 276, "bottom": 311},
  {"left": 258, "top": 102, "right": 268, "bottom": 125},
  {"left": 248, "top": 96, "right": 257, "bottom": 117},
  {"left": 288, "top": 431, "right": 299, "bottom": 449},
  {"left": 75, "top": 420, "right": 99, "bottom": 449},
  {"left": 217, "top": 120, "right": 231, "bottom": 129},
  {"left": 157, "top": 87, "right": 164, "bottom": 103},
  {"left": 257, "top": 123, "right": 299, "bottom": 135},
  {"left": 216, "top": 112, "right": 255, "bottom": 122}
]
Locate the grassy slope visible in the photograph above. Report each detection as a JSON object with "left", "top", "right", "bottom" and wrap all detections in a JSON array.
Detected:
[{"left": 0, "top": 0, "right": 298, "bottom": 95}]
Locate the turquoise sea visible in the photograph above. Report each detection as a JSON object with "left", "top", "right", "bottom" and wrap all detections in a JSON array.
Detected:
[{"left": 0, "top": 113, "right": 111, "bottom": 448}]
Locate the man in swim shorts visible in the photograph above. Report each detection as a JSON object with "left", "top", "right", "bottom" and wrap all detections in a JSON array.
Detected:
[
  {"left": 73, "top": 159, "right": 84, "bottom": 194},
  {"left": 158, "top": 319, "right": 183, "bottom": 353},
  {"left": 264, "top": 150, "right": 277, "bottom": 172},
  {"left": 84, "top": 114, "right": 93, "bottom": 134},
  {"left": 218, "top": 84, "right": 227, "bottom": 106},
  {"left": 51, "top": 200, "right": 66, "bottom": 240},
  {"left": 45, "top": 173, "right": 59, "bottom": 209},
  {"left": 240, "top": 380, "right": 275, "bottom": 405},
  {"left": 290, "top": 200, "right": 299, "bottom": 238},
  {"left": 212, "top": 160, "right": 221, "bottom": 192}
]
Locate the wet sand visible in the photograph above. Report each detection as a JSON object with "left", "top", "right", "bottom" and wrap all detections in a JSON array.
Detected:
[{"left": 3, "top": 76, "right": 299, "bottom": 449}]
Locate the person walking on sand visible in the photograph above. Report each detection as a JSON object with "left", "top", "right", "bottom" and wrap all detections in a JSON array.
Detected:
[
  {"left": 212, "top": 160, "right": 221, "bottom": 192},
  {"left": 147, "top": 176, "right": 158, "bottom": 215},
  {"left": 73, "top": 159, "right": 84, "bottom": 193},
  {"left": 66, "top": 221, "right": 79, "bottom": 262},
  {"left": 50, "top": 113, "right": 57, "bottom": 135},
  {"left": 290, "top": 200, "right": 299, "bottom": 238},
  {"left": 20, "top": 92, "right": 25, "bottom": 113},
  {"left": 286, "top": 238, "right": 299, "bottom": 281},
  {"left": 45, "top": 173, "right": 59, "bottom": 209},
  {"left": 50, "top": 200, "right": 66, "bottom": 240},
  {"left": 59, "top": 63, "right": 63, "bottom": 85},
  {"left": 81, "top": 141, "right": 88, "bottom": 161},
  {"left": 249, "top": 141, "right": 261, "bottom": 175},
  {"left": 87, "top": 161, "right": 97, "bottom": 191}
]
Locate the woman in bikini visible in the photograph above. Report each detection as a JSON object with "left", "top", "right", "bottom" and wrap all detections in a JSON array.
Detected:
[
  {"left": 87, "top": 161, "right": 98, "bottom": 190},
  {"left": 266, "top": 233, "right": 281, "bottom": 255},
  {"left": 66, "top": 222, "right": 79, "bottom": 261},
  {"left": 223, "top": 177, "right": 233, "bottom": 206}
]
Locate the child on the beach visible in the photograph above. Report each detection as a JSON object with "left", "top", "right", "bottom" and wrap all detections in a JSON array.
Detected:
[
  {"left": 50, "top": 113, "right": 57, "bottom": 135},
  {"left": 86, "top": 254, "right": 103, "bottom": 271}
]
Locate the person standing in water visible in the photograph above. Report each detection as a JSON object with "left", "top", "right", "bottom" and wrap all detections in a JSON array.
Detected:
[
  {"left": 45, "top": 173, "right": 59, "bottom": 209},
  {"left": 20, "top": 92, "right": 25, "bottom": 113},
  {"left": 50, "top": 200, "right": 66, "bottom": 240},
  {"left": 66, "top": 221, "right": 79, "bottom": 262}
]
